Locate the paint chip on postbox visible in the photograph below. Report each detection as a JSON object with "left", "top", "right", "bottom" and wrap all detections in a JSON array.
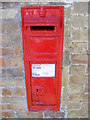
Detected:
[{"left": 32, "top": 64, "right": 55, "bottom": 77}]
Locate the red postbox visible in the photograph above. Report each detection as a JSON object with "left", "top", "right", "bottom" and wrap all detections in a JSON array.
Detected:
[{"left": 21, "top": 6, "right": 64, "bottom": 111}]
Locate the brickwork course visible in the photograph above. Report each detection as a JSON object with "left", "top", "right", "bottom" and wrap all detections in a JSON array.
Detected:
[{"left": 0, "top": 0, "right": 89, "bottom": 118}]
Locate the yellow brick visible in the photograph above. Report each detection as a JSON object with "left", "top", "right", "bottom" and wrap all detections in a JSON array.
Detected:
[
  {"left": 2, "top": 88, "right": 11, "bottom": 96},
  {"left": 2, "top": 88, "right": 25, "bottom": 96},
  {"left": 68, "top": 85, "right": 84, "bottom": 94},
  {"left": 2, "top": 97, "right": 26, "bottom": 104},
  {"left": 0, "top": 80, "right": 2, "bottom": 87},
  {"left": 71, "top": 54, "right": 88, "bottom": 64},
  {"left": 69, "top": 75, "right": 88, "bottom": 84},
  {"left": 0, "top": 58, "right": 5, "bottom": 67},
  {"left": 0, "top": 97, "right": 2, "bottom": 103},
  {"left": 71, "top": 42, "right": 87, "bottom": 54},
  {"left": 0, "top": 47, "right": 2, "bottom": 56},
  {"left": 87, "top": 64, "right": 90, "bottom": 75},
  {"left": 0, "top": 112, "right": 2, "bottom": 119},
  {"left": 73, "top": 2, "right": 88, "bottom": 14},
  {"left": 67, "top": 102, "right": 81, "bottom": 110},
  {"left": 17, "top": 111, "right": 43, "bottom": 118},
  {"left": 2, "top": 46, "right": 22, "bottom": 57},
  {"left": 2, "top": 20, "right": 20, "bottom": 35},
  {"left": 70, "top": 65, "right": 85, "bottom": 75},
  {"left": 14, "top": 88, "right": 25, "bottom": 96},
  {"left": 2, "top": 103, "right": 13, "bottom": 110},
  {"left": 67, "top": 94, "right": 88, "bottom": 103},
  {"left": 2, "top": 112, "right": 14, "bottom": 118},
  {"left": 13, "top": 103, "right": 27, "bottom": 111},
  {"left": 2, "top": 67, "right": 23, "bottom": 78},
  {"left": 2, "top": 2, "right": 20, "bottom": 9},
  {"left": 72, "top": 28, "right": 88, "bottom": 41},
  {"left": 1, "top": 9, "right": 18, "bottom": 19},
  {"left": 81, "top": 102, "right": 88, "bottom": 110},
  {"left": 1, "top": 35, "right": 21, "bottom": 45},
  {"left": 68, "top": 110, "right": 88, "bottom": 118},
  {"left": 0, "top": 104, "right": 2, "bottom": 113},
  {"left": 44, "top": 111, "right": 65, "bottom": 118},
  {"left": 2, "top": 103, "right": 27, "bottom": 111},
  {"left": 6, "top": 58, "right": 23, "bottom": 67},
  {"left": 67, "top": 94, "right": 82, "bottom": 102},
  {"left": 3, "top": 79, "right": 25, "bottom": 87},
  {"left": 84, "top": 84, "right": 88, "bottom": 93},
  {"left": 71, "top": 15, "right": 88, "bottom": 28}
]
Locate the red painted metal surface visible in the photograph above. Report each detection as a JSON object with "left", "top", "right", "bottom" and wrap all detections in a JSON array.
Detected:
[{"left": 21, "top": 6, "right": 64, "bottom": 111}]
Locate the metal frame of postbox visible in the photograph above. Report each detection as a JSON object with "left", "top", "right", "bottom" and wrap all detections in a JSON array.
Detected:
[{"left": 21, "top": 6, "right": 64, "bottom": 111}]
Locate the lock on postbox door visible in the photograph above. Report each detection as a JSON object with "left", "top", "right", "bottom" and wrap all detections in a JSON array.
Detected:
[{"left": 21, "top": 6, "right": 64, "bottom": 111}]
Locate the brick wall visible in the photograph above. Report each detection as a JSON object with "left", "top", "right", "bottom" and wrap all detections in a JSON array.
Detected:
[{"left": 0, "top": 1, "right": 89, "bottom": 118}]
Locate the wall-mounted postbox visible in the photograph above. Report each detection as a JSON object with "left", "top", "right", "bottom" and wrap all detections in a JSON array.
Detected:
[{"left": 21, "top": 6, "right": 64, "bottom": 111}]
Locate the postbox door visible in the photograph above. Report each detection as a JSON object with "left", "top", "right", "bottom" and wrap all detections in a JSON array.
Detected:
[{"left": 30, "top": 62, "right": 57, "bottom": 106}]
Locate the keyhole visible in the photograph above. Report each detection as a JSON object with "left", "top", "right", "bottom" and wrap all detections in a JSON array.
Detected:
[{"left": 36, "top": 89, "right": 38, "bottom": 92}]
